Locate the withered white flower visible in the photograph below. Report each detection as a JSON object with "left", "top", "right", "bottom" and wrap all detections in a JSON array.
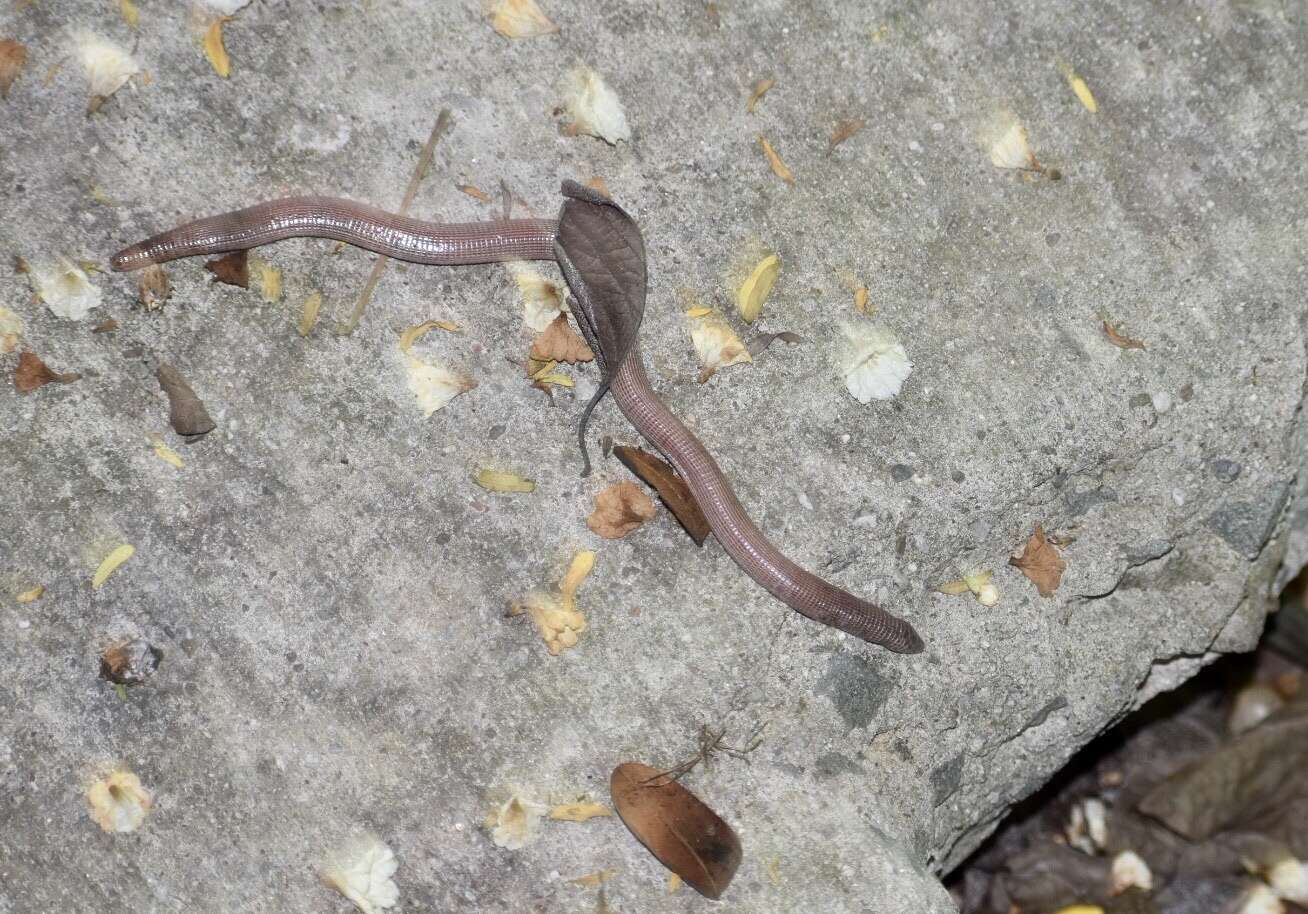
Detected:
[
  {"left": 839, "top": 321, "right": 911, "bottom": 403},
  {"left": 404, "top": 355, "right": 476, "bottom": 416},
  {"left": 506, "top": 262, "right": 566, "bottom": 331},
  {"left": 1111, "top": 850, "right": 1153, "bottom": 894},
  {"left": 320, "top": 834, "right": 400, "bottom": 914},
  {"left": 0, "top": 306, "right": 20, "bottom": 353},
  {"left": 561, "top": 65, "right": 630, "bottom": 145},
  {"left": 983, "top": 111, "right": 1038, "bottom": 171},
  {"left": 687, "top": 308, "right": 751, "bottom": 383},
  {"left": 86, "top": 769, "right": 152, "bottom": 833},
  {"left": 485, "top": 795, "right": 548, "bottom": 849},
  {"left": 74, "top": 31, "right": 139, "bottom": 107},
  {"left": 1239, "top": 884, "right": 1285, "bottom": 914},
  {"left": 510, "top": 551, "right": 594, "bottom": 655},
  {"left": 28, "top": 256, "right": 102, "bottom": 321},
  {"left": 1269, "top": 857, "right": 1308, "bottom": 903}
]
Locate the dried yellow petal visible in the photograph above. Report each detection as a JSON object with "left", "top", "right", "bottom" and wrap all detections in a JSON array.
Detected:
[
  {"left": 297, "top": 291, "right": 322, "bottom": 337},
  {"left": 119, "top": 0, "right": 139, "bottom": 28},
  {"left": 92, "top": 544, "right": 136, "bottom": 590},
  {"left": 668, "top": 872, "right": 684, "bottom": 893},
  {"left": 533, "top": 371, "right": 574, "bottom": 388},
  {"left": 149, "top": 435, "right": 185, "bottom": 469},
  {"left": 398, "top": 319, "right": 461, "bottom": 353},
  {"left": 0, "top": 306, "right": 21, "bottom": 354},
  {"left": 474, "top": 469, "right": 536, "bottom": 493},
  {"left": 203, "top": 17, "right": 233, "bottom": 79},
  {"left": 1069, "top": 74, "right": 1097, "bottom": 112},
  {"left": 86, "top": 769, "right": 152, "bottom": 833},
  {"left": 252, "top": 259, "right": 282, "bottom": 303},
  {"left": 16, "top": 585, "right": 44, "bottom": 604},
  {"left": 736, "top": 253, "right": 780, "bottom": 323},
  {"left": 569, "top": 868, "right": 617, "bottom": 888},
  {"left": 758, "top": 135, "right": 795, "bottom": 184},
  {"left": 684, "top": 306, "right": 713, "bottom": 318},
  {"left": 853, "top": 285, "right": 870, "bottom": 314},
  {"left": 559, "top": 550, "right": 595, "bottom": 604},
  {"left": 489, "top": 0, "right": 559, "bottom": 39},
  {"left": 549, "top": 801, "right": 611, "bottom": 822}
]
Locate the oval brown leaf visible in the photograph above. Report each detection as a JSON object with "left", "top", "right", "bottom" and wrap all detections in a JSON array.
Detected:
[
  {"left": 610, "top": 761, "right": 741, "bottom": 900},
  {"left": 612, "top": 445, "right": 710, "bottom": 546}
]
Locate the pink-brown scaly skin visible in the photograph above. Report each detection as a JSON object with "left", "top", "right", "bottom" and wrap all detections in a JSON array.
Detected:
[{"left": 109, "top": 193, "right": 924, "bottom": 653}]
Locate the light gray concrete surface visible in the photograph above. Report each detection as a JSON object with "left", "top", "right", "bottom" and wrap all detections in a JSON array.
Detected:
[{"left": 2, "top": 1, "right": 1305, "bottom": 912}]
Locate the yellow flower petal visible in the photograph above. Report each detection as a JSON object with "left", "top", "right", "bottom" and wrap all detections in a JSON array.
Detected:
[{"left": 92, "top": 544, "right": 136, "bottom": 590}]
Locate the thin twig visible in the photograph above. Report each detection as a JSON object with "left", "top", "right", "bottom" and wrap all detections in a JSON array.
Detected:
[{"left": 335, "top": 108, "right": 453, "bottom": 334}]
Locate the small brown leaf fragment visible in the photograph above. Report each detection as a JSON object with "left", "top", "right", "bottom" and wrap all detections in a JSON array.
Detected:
[
  {"left": 588, "top": 481, "right": 656, "bottom": 539},
  {"left": 203, "top": 17, "right": 234, "bottom": 79},
  {"left": 92, "top": 318, "right": 119, "bottom": 333},
  {"left": 613, "top": 445, "right": 710, "bottom": 547},
  {"left": 829, "top": 118, "right": 866, "bottom": 151},
  {"left": 757, "top": 135, "right": 795, "bottom": 184},
  {"left": 1009, "top": 524, "right": 1065, "bottom": 597},
  {"left": 585, "top": 176, "right": 611, "bottom": 198},
  {"left": 0, "top": 39, "right": 27, "bottom": 99},
  {"left": 204, "top": 250, "right": 248, "bottom": 288},
  {"left": 747, "top": 330, "right": 802, "bottom": 357},
  {"left": 458, "top": 183, "right": 491, "bottom": 202},
  {"left": 15, "top": 351, "right": 80, "bottom": 393},
  {"left": 530, "top": 313, "right": 594, "bottom": 364},
  {"left": 745, "top": 78, "right": 774, "bottom": 114},
  {"left": 100, "top": 638, "right": 162, "bottom": 686},
  {"left": 610, "top": 761, "right": 742, "bottom": 900},
  {"left": 1103, "top": 320, "right": 1146, "bottom": 351},
  {"left": 156, "top": 363, "right": 215, "bottom": 437},
  {"left": 137, "top": 264, "right": 171, "bottom": 311}
]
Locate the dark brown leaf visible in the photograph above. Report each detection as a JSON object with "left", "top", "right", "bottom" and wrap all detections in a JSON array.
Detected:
[
  {"left": 530, "top": 313, "right": 594, "bottom": 364},
  {"left": 1009, "top": 524, "right": 1065, "bottom": 597},
  {"left": 156, "top": 363, "right": 215, "bottom": 437},
  {"left": 587, "top": 481, "right": 656, "bottom": 538},
  {"left": 100, "top": 639, "right": 162, "bottom": 686},
  {"left": 1103, "top": 320, "right": 1146, "bottom": 350},
  {"left": 204, "top": 250, "right": 249, "bottom": 288},
  {"left": 613, "top": 445, "right": 710, "bottom": 547},
  {"left": 15, "top": 350, "right": 80, "bottom": 393},
  {"left": 0, "top": 38, "right": 26, "bottom": 98},
  {"left": 137, "top": 263, "right": 171, "bottom": 310},
  {"left": 747, "top": 330, "right": 803, "bottom": 357},
  {"left": 610, "top": 761, "right": 742, "bottom": 900}
]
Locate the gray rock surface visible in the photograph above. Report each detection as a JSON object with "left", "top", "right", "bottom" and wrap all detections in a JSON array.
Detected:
[{"left": 2, "top": 1, "right": 1305, "bottom": 912}]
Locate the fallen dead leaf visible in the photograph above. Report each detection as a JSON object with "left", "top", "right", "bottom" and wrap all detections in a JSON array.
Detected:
[
  {"left": 1103, "top": 321, "right": 1146, "bottom": 350},
  {"left": 745, "top": 78, "right": 774, "bottom": 113},
  {"left": 853, "top": 285, "right": 870, "bottom": 314},
  {"left": 156, "top": 363, "right": 216, "bottom": 437},
  {"left": 458, "top": 183, "right": 492, "bottom": 203},
  {"left": 202, "top": 17, "right": 234, "bottom": 78},
  {"left": 205, "top": 250, "right": 248, "bottom": 288},
  {"left": 747, "top": 330, "right": 802, "bottom": 357},
  {"left": 757, "top": 135, "right": 795, "bottom": 184},
  {"left": 1009, "top": 524, "right": 1065, "bottom": 597},
  {"left": 829, "top": 118, "right": 866, "bottom": 151},
  {"left": 488, "top": 0, "right": 559, "bottom": 39},
  {"left": 610, "top": 761, "right": 742, "bottom": 900},
  {"left": 137, "top": 264, "right": 171, "bottom": 311},
  {"left": 549, "top": 801, "right": 611, "bottom": 822},
  {"left": 587, "top": 481, "right": 656, "bottom": 538},
  {"left": 16, "top": 351, "right": 80, "bottom": 392},
  {"left": 0, "top": 39, "right": 26, "bottom": 98},
  {"left": 475, "top": 469, "right": 536, "bottom": 493},
  {"left": 613, "top": 445, "right": 710, "bottom": 546},
  {"left": 530, "top": 313, "right": 593, "bottom": 364}
]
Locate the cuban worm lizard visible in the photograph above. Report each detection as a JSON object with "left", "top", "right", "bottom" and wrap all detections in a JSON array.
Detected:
[{"left": 110, "top": 183, "right": 924, "bottom": 654}]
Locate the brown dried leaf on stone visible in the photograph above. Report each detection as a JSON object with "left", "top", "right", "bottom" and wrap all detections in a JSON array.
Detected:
[
  {"left": 829, "top": 118, "right": 866, "bottom": 151},
  {"left": 156, "top": 363, "right": 216, "bottom": 437},
  {"left": 530, "top": 313, "right": 594, "bottom": 364},
  {"left": 745, "top": 77, "right": 774, "bottom": 113},
  {"left": 610, "top": 761, "right": 742, "bottom": 900},
  {"left": 747, "top": 330, "right": 802, "bottom": 357},
  {"left": 458, "top": 183, "right": 492, "bottom": 202},
  {"left": 137, "top": 264, "right": 171, "bottom": 310},
  {"left": 1009, "top": 524, "right": 1065, "bottom": 597},
  {"left": 587, "top": 481, "right": 656, "bottom": 539},
  {"left": 204, "top": 250, "right": 248, "bottom": 288},
  {"left": 757, "top": 135, "right": 795, "bottom": 184},
  {"left": 613, "top": 445, "right": 710, "bottom": 546},
  {"left": 1103, "top": 321, "right": 1146, "bottom": 351},
  {"left": 15, "top": 351, "right": 80, "bottom": 393},
  {"left": 0, "top": 39, "right": 27, "bottom": 99}
]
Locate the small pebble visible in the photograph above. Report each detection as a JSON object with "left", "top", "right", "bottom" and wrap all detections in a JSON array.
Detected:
[{"left": 1210, "top": 458, "right": 1242, "bottom": 482}]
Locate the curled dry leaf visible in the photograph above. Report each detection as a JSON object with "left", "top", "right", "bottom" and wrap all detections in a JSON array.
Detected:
[
  {"left": 1103, "top": 321, "right": 1146, "bottom": 350},
  {"left": 560, "top": 65, "right": 630, "bottom": 145},
  {"left": 100, "top": 638, "right": 162, "bottom": 686},
  {"left": 745, "top": 77, "right": 774, "bottom": 113},
  {"left": 736, "top": 253, "right": 780, "bottom": 323},
  {"left": 75, "top": 31, "right": 139, "bottom": 113},
  {"left": 203, "top": 17, "right": 234, "bottom": 78},
  {"left": 757, "top": 135, "right": 795, "bottom": 184},
  {"left": 549, "top": 801, "right": 611, "bottom": 822},
  {"left": 320, "top": 834, "right": 400, "bottom": 914},
  {"left": 0, "top": 38, "right": 27, "bottom": 98},
  {"left": 613, "top": 444, "right": 710, "bottom": 546},
  {"left": 0, "top": 306, "right": 19, "bottom": 352},
  {"left": 1009, "top": 524, "right": 1065, "bottom": 597},
  {"left": 205, "top": 250, "right": 249, "bottom": 287},
  {"left": 137, "top": 264, "right": 171, "bottom": 310},
  {"left": 15, "top": 351, "right": 80, "bottom": 393},
  {"left": 587, "top": 481, "right": 656, "bottom": 538},
  {"left": 86, "top": 769, "right": 152, "bottom": 833},
  {"left": 610, "top": 761, "right": 742, "bottom": 900},
  {"left": 92, "top": 544, "right": 136, "bottom": 590},
  {"left": 530, "top": 313, "right": 593, "bottom": 363},
  {"left": 474, "top": 469, "right": 536, "bottom": 493},
  {"left": 157, "top": 363, "right": 216, "bottom": 437},
  {"left": 747, "top": 330, "right": 802, "bottom": 357},
  {"left": 488, "top": 0, "right": 559, "bottom": 39},
  {"left": 687, "top": 308, "right": 751, "bottom": 383},
  {"left": 829, "top": 118, "right": 866, "bottom": 151}
]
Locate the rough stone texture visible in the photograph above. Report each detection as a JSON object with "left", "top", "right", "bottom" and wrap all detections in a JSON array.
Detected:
[{"left": 1, "top": 2, "right": 1305, "bottom": 912}]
